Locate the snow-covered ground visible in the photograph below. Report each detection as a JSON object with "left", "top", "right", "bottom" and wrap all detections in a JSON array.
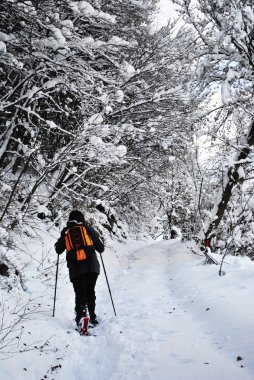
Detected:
[{"left": 1, "top": 231, "right": 254, "bottom": 380}]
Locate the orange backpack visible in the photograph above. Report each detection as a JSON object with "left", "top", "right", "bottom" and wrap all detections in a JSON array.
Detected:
[{"left": 65, "top": 226, "right": 93, "bottom": 261}]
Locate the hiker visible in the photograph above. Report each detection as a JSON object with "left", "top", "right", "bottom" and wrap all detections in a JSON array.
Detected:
[{"left": 54, "top": 210, "right": 104, "bottom": 326}]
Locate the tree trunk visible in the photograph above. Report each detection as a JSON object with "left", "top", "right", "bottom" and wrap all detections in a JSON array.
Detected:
[{"left": 205, "top": 120, "right": 254, "bottom": 239}]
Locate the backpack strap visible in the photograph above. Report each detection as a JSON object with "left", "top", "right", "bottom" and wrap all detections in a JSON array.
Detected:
[
  {"left": 80, "top": 226, "right": 93, "bottom": 246},
  {"left": 65, "top": 229, "right": 74, "bottom": 252},
  {"left": 64, "top": 226, "right": 93, "bottom": 262}
]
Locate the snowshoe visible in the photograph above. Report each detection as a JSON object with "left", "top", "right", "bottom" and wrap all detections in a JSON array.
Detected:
[{"left": 77, "top": 316, "right": 90, "bottom": 336}]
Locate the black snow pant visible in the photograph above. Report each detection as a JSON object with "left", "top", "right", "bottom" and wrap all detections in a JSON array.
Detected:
[{"left": 72, "top": 273, "right": 98, "bottom": 323}]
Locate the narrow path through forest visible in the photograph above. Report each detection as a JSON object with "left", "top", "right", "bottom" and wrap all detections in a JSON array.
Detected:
[{"left": 54, "top": 239, "right": 254, "bottom": 380}]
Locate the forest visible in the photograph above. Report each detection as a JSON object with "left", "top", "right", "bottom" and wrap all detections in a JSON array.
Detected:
[
  {"left": 1, "top": 0, "right": 254, "bottom": 259},
  {"left": 1, "top": 1, "right": 254, "bottom": 377},
  {"left": 1, "top": 0, "right": 254, "bottom": 256}
]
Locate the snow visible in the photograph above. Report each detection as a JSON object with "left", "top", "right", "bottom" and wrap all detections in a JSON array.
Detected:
[
  {"left": 244, "top": 6, "right": 254, "bottom": 24},
  {"left": 60, "top": 20, "right": 74, "bottom": 29},
  {"left": 221, "top": 79, "right": 231, "bottom": 105},
  {"left": 116, "top": 145, "right": 127, "bottom": 157},
  {"left": 227, "top": 67, "right": 240, "bottom": 82},
  {"left": 0, "top": 40, "right": 6, "bottom": 54},
  {"left": 1, "top": 233, "right": 254, "bottom": 380},
  {"left": 115, "top": 89, "right": 124, "bottom": 103},
  {"left": 97, "top": 11, "right": 116, "bottom": 24},
  {"left": 237, "top": 166, "right": 245, "bottom": 180},
  {"left": 24, "top": 85, "right": 41, "bottom": 99},
  {"left": 45, "top": 120, "right": 74, "bottom": 136},
  {"left": 120, "top": 61, "right": 136, "bottom": 82},
  {"left": 108, "top": 36, "right": 131, "bottom": 47},
  {"left": 0, "top": 32, "right": 12, "bottom": 42},
  {"left": 88, "top": 113, "right": 104, "bottom": 125},
  {"left": 82, "top": 36, "right": 95, "bottom": 45},
  {"left": 43, "top": 79, "right": 61, "bottom": 90},
  {"left": 78, "top": 1, "right": 97, "bottom": 16},
  {"left": 1, "top": 182, "right": 12, "bottom": 192},
  {"left": 76, "top": 1, "right": 116, "bottom": 23},
  {"left": 46, "top": 120, "right": 59, "bottom": 129},
  {"left": 0, "top": 227, "right": 8, "bottom": 239},
  {"left": 17, "top": 1, "right": 37, "bottom": 16},
  {"left": 37, "top": 205, "right": 50, "bottom": 216},
  {"left": 90, "top": 135, "right": 103, "bottom": 145}
]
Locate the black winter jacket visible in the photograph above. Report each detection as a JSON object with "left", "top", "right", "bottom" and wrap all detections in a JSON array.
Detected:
[{"left": 55, "top": 221, "right": 104, "bottom": 281}]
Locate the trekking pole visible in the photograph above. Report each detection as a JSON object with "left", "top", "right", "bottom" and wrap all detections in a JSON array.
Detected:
[
  {"left": 53, "top": 254, "right": 60, "bottom": 317},
  {"left": 99, "top": 253, "right": 117, "bottom": 317}
]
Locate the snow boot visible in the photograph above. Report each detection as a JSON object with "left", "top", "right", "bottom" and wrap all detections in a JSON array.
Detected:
[{"left": 89, "top": 316, "right": 99, "bottom": 327}]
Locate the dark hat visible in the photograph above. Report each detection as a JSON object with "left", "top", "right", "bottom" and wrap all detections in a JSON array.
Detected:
[{"left": 68, "top": 210, "right": 85, "bottom": 223}]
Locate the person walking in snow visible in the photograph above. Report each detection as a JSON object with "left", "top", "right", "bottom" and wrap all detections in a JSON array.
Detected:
[{"left": 55, "top": 210, "right": 104, "bottom": 327}]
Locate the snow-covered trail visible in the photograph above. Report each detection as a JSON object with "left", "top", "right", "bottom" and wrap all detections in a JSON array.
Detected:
[
  {"left": 2, "top": 238, "right": 254, "bottom": 380},
  {"left": 55, "top": 239, "right": 254, "bottom": 380}
]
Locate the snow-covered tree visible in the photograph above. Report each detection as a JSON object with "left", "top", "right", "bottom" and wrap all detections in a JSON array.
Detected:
[
  {"left": 172, "top": 0, "right": 254, "bottom": 255},
  {"left": 1, "top": 0, "right": 195, "bottom": 238}
]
